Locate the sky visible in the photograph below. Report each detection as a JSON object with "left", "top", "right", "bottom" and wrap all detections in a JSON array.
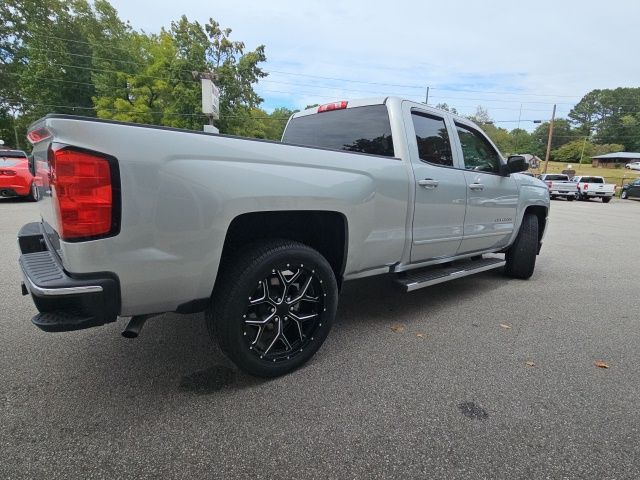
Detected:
[{"left": 108, "top": 0, "right": 640, "bottom": 130}]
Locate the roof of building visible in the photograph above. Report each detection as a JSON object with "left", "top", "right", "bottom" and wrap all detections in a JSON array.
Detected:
[{"left": 591, "top": 152, "right": 640, "bottom": 160}]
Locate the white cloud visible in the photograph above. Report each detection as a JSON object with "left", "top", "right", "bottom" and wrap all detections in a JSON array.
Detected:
[{"left": 109, "top": 0, "right": 640, "bottom": 126}]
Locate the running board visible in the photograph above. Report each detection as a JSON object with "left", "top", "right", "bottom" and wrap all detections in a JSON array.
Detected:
[{"left": 395, "top": 257, "right": 505, "bottom": 292}]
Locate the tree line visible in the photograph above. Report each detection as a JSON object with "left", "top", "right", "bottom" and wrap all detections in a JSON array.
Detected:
[
  {"left": 0, "top": 0, "right": 294, "bottom": 147},
  {"left": 2, "top": 0, "right": 639, "bottom": 162}
]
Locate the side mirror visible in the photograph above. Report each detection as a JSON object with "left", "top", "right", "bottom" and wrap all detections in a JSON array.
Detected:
[{"left": 502, "top": 155, "right": 528, "bottom": 175}]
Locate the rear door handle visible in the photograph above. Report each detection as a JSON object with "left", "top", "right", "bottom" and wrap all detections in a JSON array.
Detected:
[
  {"left": 418, "top": 178, "right": 439, "bottom": 189},
  {"left": 469, "top": 183, "right": 484, "bottom": 191}
]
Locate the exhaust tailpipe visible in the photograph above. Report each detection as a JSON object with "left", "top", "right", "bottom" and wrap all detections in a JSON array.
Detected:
[{"left": 122, "top": 314, "right": 154, "bottom": 338}]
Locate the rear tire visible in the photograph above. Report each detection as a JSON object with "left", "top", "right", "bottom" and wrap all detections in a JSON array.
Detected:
[
  {"left": 505, "top": 213, "right": 538, "bottom": 280},
  {"left": 621, "top": 191, "right": 628, "bottom": 199},
  {"left": 206, "top": 240, "right": 338, "bottom": 377},
  {"left": 26, "top": 183, "right": 39, "bottom": 202},
  {"left": 566, "top": 195, "right": 574, "bottom": 201}
]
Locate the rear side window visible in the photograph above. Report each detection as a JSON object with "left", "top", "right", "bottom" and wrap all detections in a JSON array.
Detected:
[
  {"left": 282, "top": 105, "right": 395, "bottom": 157},
  {"left": 455, "top": 123, "right": 502, "bottom": 174},
  {"left": 411, "top": 112, "right": 453, "bottom": 167}
]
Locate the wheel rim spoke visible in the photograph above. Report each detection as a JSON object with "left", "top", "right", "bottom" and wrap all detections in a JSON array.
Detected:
[
  {"left": 242, "top": 264, "right": 324, "bottom": 362},
  {"left": 288, "top": 275, "right": 313, "bottom": 305},
  {"left": 280, "top": 331, "right": 292, "bottom": 351},
  {"left": 290, "top": 312, "right": 318, "bottom": 322},
  {"left": 263, "top": 318, "right": 282, "bottom": 356}
]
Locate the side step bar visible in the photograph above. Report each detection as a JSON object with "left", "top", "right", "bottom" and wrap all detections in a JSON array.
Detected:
[{"left": 395, "top": 257, "right": 505, "bottom": 292}]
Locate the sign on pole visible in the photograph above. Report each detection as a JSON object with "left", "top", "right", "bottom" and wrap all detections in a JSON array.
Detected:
[{"left": 201, "top": 78, "right": 220, "bottom": 120}]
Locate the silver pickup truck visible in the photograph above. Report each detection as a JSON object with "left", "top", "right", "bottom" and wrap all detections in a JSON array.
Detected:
[
  {"left": 538, "top": 174, "right": 578, "bottom": 201},
  {"left": 18, "top": 97, "right": 549, "bottom": 376}
]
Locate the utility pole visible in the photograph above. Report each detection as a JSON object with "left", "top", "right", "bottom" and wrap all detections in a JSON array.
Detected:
[
  {"left": 579, "top": 135, "right": 589, "bottom": 164},
  {"left": 542, "top": 104, "right": 556, "bottom": 174},
  {"left": 425, "top": 86, "right": 429, "bottom": 105},
  {"left": 14, "top": 125, "right": 20, "bottom": 149},
  {"left": 514, "top": 103, "right": 523, "bottom": 153}
]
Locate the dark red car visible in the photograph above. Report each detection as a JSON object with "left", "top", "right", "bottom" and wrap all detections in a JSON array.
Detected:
[{"left": 0, "top": 149, "right": 39, "bottom": 201}]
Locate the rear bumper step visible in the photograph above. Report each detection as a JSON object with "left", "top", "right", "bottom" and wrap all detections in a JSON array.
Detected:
[
  {"left": 18, "top": 222, "right": 120, "bottom": 332},
  {"left": 395, "top": 256, "right": 505, "bottom": 292}
]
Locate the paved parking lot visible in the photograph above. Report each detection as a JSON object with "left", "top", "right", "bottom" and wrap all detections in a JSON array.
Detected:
[{"left": 1, "top": 197, "right": 639, "bottom": 479}]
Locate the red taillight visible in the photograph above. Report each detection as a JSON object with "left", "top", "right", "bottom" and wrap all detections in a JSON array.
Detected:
[
  {"left": 0, "top": 170, "right": 16, "bottom": 176},
  {"left": 317, "top": 101, "right": 348, "bottom": 113},
  {"left": 27, "top": 127, "right": 52, "bottom": 144},
  {"left": 583, "top": 183, "right": 588, "bottom": 190},
  {"left": 546, "top": 181, "right": 552, "bottom": 188},
  {"left": 49, "top": 146, "right": 117, "bottom": 240}
]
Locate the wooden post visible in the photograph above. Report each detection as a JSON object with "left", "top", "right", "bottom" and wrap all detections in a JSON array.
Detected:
[{"left": 542, "top": 104, "right": 556, "bottom": 174}]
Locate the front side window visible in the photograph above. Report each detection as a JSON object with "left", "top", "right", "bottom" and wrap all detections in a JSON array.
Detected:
[
  {"left": 411, "top": 112, "right": 453, "bottom": 167},
  {"left": 455, "top": 123, "right": 502, "bottom": 174},
  {"left": 282, "top": 105, "right": 395, "bottom": 157}
]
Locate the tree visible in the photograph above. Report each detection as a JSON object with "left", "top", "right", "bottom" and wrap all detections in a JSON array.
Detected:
[
  {"left": 263, "top": 107, "right": 295, "bottom": 140},
  {"left": 552, "top": 140, "right": 625, "bottom": 164},
  {"left": 531, "top": 119, "right": 574, "bottom": 157},
  {"left": 435, "top": 103, "right": 458, "bottom": 115},
  {"left": 569, "top": 88, "right": 640, "bottom": 151},
  {"left": 510, "top": 128, "right": 536, "bottom": 154},
  {"left": 92, "top": 16, "right": 268, "bottom": 135},
  {"left": 467, "top": 105, "right": 492, "bottom": 125}
]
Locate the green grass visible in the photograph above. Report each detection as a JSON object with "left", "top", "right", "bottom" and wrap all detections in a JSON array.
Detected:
[{"left": 532, "top": 161, "right": 640, "bottom": 186}]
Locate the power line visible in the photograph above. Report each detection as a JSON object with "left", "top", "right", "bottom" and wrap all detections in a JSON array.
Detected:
[
  {"left": 2, "top": 98, "right": 291, "bottom": 121},
  {"left": 26, "top": 34, "right": 590, "bottom": 102}
]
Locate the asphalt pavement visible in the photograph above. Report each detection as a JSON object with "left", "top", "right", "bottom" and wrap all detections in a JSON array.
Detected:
[{"left": 1, "top": 197, "right": 639, "bottom": 479}]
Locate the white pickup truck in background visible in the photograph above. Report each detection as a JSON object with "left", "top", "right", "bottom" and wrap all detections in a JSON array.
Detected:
[
  {"left": 538, "top": 174, "right": 578, "bottom": 201},
  {"left": 573, "top": 176, "right": 615, "bottom": 203}
]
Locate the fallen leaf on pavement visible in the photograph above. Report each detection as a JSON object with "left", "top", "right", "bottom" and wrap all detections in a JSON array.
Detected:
[
  {"left": 500, "top": 324, "right": 512, "bottom": 329},
  {"left": 416, "top": 332, "right": 424, "bottom": 338},
  {"left": 594, "top": 361, "right": 610, "bottom": 369},
  {"left": 525, "top": 361, "right": 536, "bottom": 367},
  {"left": 390, "top": 325, "right": 405, "bottom": 333}
]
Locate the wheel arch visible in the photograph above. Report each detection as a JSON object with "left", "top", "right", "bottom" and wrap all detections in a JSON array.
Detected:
[
  {"left": 216, "top": 210, "right": 348, "bottom": 288},
  {"left": 523, "top": 205, "right": 547, "bottom": 248}
]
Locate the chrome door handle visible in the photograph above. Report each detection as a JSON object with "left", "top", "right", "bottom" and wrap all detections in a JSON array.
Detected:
[
  {"left": 469, "top": 183, "right": 484, "bottom": 191},
  {"left": 418, "top": 178, "right": 439, "bottom": 188}
]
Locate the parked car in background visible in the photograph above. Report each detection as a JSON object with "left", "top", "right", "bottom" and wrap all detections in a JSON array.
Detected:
[
  {"left": 624, "top": 161, "right": 640, "bottom": 171},
  {"left": 538, "top": 174, "right": 577, "bottom": 201},
  {"left": 620, "top": 179, "right": 640, "bottom": 199},
  {"left": 572, "top": 176, "right": 616, "bottom": 203},
  {"left": 0, "top": 149, "right": 39, "bottom": 201}
]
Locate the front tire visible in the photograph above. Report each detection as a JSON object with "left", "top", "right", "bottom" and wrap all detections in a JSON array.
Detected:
[
  {"left": 621, "top": 191, "right": 628, "bottom": 199},
  {"left": 566, "top": 195, "right": 574, "bottom": 201},
  {"left": 207, "top": 240, "right": 338, "bottom": 377},
  {"left": 505, "top": 214, "right": 538, "bottom": 279},
  {"left": 602, "top": 197, "right": 611, "bottom": 203}
]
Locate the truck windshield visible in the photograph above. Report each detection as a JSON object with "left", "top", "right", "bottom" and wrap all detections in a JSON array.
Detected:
[{"left": 282, "top": 105, "right": 395, "bottom": 157}]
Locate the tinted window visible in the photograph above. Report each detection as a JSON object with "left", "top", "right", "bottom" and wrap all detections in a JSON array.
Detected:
[
  {"left": 0, "top": 150, "right": 27, "bottom": 159},
  {"left": 455, "top": 124, "right": 502, "bottom": 173},
  {"left": 282, "top": 105, "right": 394, "bottom": 157},
  {"left": 411, "top": 112, "right": 453, "bottom": 166},
  {"left": 579, "top": 177, "right": 603, "bottom": 183},
  {"left": 545, "top": 175, "right": 569, "bottom": 181}
]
